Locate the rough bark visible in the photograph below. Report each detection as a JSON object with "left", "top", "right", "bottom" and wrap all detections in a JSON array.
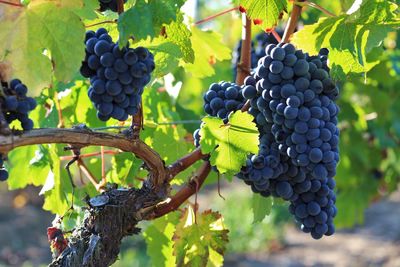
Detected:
[{"left": 49, "top": 185, "right": 164, "bottom": 267}]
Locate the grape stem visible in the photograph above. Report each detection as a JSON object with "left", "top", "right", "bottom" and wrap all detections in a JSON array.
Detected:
[
  {"left": 235, "top": 14, "right": 252, "bottom": 85},
  {"left": 293, "top": 0, "right": 336, "bottom": 17},
  {"left": 85, "top": 20, "right": 117, "bottom": 28},
  {"left": 117, "top": 0, "right": 124, "bottom": 14},
  {"left": 240, "top": 100, "right": 250, "bottom": 112},
  {"left": 217, "top": 174, "right": 225, "bottom": 200},
  {"left": 0, "top": 0, "right": 23, "bottom": 7},
  {"left": 194, "top": 7, "right": 239, "bottom": 25},
  {"left": 282, "top": 0, "right": 305, "bottom": 43},
  {"left": 131, "top": 102, "right": 143, "bottom": 138},
  {"left": 270, "top": 28, "right": 282, "bottom": 42}
]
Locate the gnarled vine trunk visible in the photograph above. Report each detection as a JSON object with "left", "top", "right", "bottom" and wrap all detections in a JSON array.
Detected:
[{"left": 49, "top": 185, "right": 165, "bottom": 267}]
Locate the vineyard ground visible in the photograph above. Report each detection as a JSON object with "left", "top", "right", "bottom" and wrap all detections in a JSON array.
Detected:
[
  {"left": 0, "top": 183, "right": 399, "bottom": 267},
  {"left": 225, "top": 185, "right": 400, "bottom": 267}
]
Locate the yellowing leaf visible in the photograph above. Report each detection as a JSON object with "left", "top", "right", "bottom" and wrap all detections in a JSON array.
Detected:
[
  {"left": 0, "top": 1, "right": 86, "bottom": 95},
  {"left": 144, "top": 213, "right": 179, "bottom": 267},
  {"left": 173, "top": 207, "right": 229, "bottom": 267}
]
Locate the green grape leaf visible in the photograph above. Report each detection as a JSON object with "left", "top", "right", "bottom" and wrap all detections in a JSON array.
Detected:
[
  {"left": 6, "top": 146, "right": 50, "bottom": 189},
  {"left": 252, "top": 194, "right": 273, "bottom": 223},
  {"left": 199, "top": 111, "right": 259, "bottom": 176},
  {"left": 335, "top": 187, "right": 374, "bottom": 228},
  {"left": 136, "top": 37, "right": 183, "bottom": 77},
  {"left": 73, "top": 0, "right": 99, "bottom": 19},
  {"left": 0, "top": 1, "right": 86, "bottom": 95},
  {"left": 292, "top": 0, "right": 400, "bottom": 80},
  {"left": 106, "top": 152, "right": 143, "bottom": 187},
  {"left": 144, "top": 212, "right": 180, "bottom": 267},
  {"left": 173, "top": 207, "right": 229, "bottom": 267},
  {"left": 239, "top": 0, "right": 288, "bottom": 29},
  {"left": 28, "top": 90, "right": 59, "bottom": 129},
  {"left": 183, "top": 27, "right": 231, "bottom": 78},
  {"left": 58, "top": 80, "right": 104, "bottom": 128},
  {"left": 165, "top": 13, "right": 195, "bottom": 64},
  {"left": 42, "top": 145, "right": 74, "bottom": 215},
  {"left": 118, "top": 0, "right": 185, "bottom": 45}
]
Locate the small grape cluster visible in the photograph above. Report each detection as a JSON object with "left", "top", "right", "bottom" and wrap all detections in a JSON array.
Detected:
[
  {"left": 232, "top": 31, "right": 282, "bottom": 80},
  {"left": 203, "top": 81, "right": 245, "bottom": 121},
  {"left": 80, "top": 28, "right": 155, "bottom": 121},
  {"left": 193, "top": 81, "right": 245, "bottom": 147},
  {"left": 0, "top": 79, "right": 37, "bottom": 131},
  {"left": 237, "top": 43, "right": 339, "bottom": 239},
  {"left": 99, "top": 0, "right": 127, "bottom": 12},
  {"left": 0, "top": 155, "right": 8, "bottom": 182}
]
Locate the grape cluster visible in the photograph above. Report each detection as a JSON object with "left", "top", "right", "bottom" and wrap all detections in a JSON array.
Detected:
[
  {"left": 0, "top": 155, "right": 7, "bottom": 182},
  {"left": 99, "top": 0, "right": 127, "bottom": 12},
  {"left": 232, "top": 31, "right": 282, "bottom": 80},
  {"left": 80, "top": 28, "right": 155, "bottom": 121},
  {"left": 203, "top": 81, "right": 245, "bottom": 121},
  {"left": 0, "top": 79, "right": 37, "bottom": 131},
  {"left": 193, "top": 81, "right": 246, "bottom": 147},
  {"left": 237, "top": 43, "right": 339, "bottom": 239}
]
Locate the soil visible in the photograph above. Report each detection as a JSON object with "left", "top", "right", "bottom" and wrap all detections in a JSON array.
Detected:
[
  {"left": 225, "top": 190, "right": 400, "bottom": 267},
  {"left": 0, "top": 186, "right": 53, "bottom": 266}
]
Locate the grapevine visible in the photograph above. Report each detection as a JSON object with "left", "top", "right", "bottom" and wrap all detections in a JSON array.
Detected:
[{"left": 0, "top": 0, "right": 398, "bottom": 266}]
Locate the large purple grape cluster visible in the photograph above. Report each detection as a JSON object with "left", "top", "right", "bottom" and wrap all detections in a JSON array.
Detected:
[
  {"left": 80, "top": 28, "right": 155, "bottom": 121},
  {"left": 195, "top": 43, "right": 340, "bottom": 239},
  {"left": 237, "top": 43, "right": 339, "bottom": 239}
]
